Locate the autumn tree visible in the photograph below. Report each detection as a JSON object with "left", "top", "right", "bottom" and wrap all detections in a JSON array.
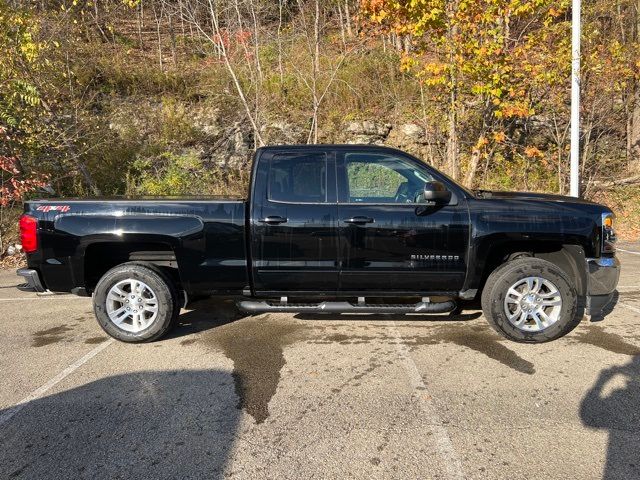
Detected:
[
  {"left": 0, "top": 0, "right": 103, "bottom": 194},
  {"left": 362, "top": 0, "right": 568, "bottom": 185}
]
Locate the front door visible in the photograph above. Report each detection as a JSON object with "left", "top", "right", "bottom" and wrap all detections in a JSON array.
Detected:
[
  {"left": 337, "top": 150, "right": 469, "bottom": 294},
  {"left": 250, "top": 149, "right": 339, "bottom": 294}
]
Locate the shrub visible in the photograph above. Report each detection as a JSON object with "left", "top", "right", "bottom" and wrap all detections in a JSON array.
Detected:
[{"left": 129, "top": 151, "right": 248, "bottom": 197}]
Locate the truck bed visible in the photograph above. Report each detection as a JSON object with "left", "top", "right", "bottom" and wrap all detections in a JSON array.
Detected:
[{"left": 24, "top": 197, "right": 249, "bottom": 295}]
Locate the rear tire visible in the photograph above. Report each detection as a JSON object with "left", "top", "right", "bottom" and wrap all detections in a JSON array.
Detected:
[
  {"left": 93, "top": 262, "right": 179, "bottom": 343},
  {"left": 481, "top": 258, "right": 580, "bottom": 343}
]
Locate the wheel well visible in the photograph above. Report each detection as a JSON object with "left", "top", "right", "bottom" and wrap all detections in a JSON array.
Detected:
[
  {"left": 480, "top": 242, "right": 587, "bottom": 298},
  {"left": 84, "top": 242, "right": 181, "bottom": 293}
]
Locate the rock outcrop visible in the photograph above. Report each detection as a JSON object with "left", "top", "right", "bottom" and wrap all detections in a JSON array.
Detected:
[{"left": 107, "top": 97, "right": 438, "bottom": 169}]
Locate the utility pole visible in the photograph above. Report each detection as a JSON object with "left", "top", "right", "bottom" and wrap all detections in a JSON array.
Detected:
[{"left": 570, "top": 0, "right": 581, "bottom": 197}]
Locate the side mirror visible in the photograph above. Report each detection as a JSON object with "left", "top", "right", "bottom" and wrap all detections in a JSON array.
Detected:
[{"left": 423, "top": 181, "right": 451, "bottom": 203}]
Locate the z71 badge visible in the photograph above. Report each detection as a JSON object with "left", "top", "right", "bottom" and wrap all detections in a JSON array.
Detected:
[
  {"left": 36, "top": 205, "right": 71, "bottom": 213},
  {"left": 411, "top": 254, "right": 460, "bottom": 261}
]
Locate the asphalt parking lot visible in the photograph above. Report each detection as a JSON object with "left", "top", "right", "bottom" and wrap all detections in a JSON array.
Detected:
[{"left": 1, "top": 250, "right": 639, "bottom": 480}]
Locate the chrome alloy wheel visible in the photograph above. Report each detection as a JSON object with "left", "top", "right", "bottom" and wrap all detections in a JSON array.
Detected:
[
  {"left": 503, "top": 276, "right": 563, "bottom": 332},
  {"left": 106, "top": 279, "right": 159, "bottom": 333}
]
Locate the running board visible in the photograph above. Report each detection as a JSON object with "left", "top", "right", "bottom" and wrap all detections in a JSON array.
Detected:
[{"left": 237, "top": 299, "right": 456, "bottom": 314}]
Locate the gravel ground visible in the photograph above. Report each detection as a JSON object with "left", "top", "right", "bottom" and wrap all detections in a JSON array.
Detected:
[{"left": 0, "top": 250, "right": 639, "bottom": 479}]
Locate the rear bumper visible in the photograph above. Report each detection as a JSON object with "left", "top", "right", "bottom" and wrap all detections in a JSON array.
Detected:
[
  {"left": 16, "top": 268, "right": 46, "bottom": 293},
  {"left": 585, "top": 256, "right": 620, "bottom": 317}
]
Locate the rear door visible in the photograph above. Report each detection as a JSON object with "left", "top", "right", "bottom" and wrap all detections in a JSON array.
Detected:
[
  {"left": 250, "top": 149, "right": 339, "bottom": 294},
  {"left": 336, "top": 149, "right": 469, "bottom": 294}
]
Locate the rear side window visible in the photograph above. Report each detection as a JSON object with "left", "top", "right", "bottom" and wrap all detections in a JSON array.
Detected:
[{"left": 268, "top": 154, "right": 327, "bottom": 203}]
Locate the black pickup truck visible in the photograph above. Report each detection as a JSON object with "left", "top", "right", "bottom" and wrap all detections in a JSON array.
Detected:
[{"left": 17, "top": 145, "right": 620, "bottom": 343}]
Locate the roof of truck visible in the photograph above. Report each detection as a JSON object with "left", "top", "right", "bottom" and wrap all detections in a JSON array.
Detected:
[
  {"left": 257, "top": 144, "right": 407, "bottom": 152},
  {"left": 28, "top": 195, "right": 245, "bottom": 203}
]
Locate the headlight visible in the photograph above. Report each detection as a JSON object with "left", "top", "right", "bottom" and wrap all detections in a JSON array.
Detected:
[{"left": 602, "top": 212, "right": 616, "bottom": 254}]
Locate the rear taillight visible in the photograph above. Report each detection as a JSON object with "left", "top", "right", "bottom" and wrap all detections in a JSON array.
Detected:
[{"left": 19, "top": 215, "right": 38, "bottom": 253}]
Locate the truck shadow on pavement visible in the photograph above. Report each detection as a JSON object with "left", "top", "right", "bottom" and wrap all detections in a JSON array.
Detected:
[
  {"left": 0, "top": 370, "right": 241, "bottom": 480},
  {"left": 580, "top": 355, "right": 640, "bottom": 480},
  {"left": 169, "top": 298, "right": 246, "bottom": 339}
]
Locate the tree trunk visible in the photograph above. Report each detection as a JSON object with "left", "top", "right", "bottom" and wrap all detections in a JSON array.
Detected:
[
  {"left": 137, "top": 0, "right": 144, "bottom": 50},
  {"left": 277, "top": 0, "right": 284, "bottom": 84},
  {"left": 337, "top": 2, "right": 347, "bottom": 49},
  {"left": 310, "top": 0, "right": 320, "bottom": 144},
  {"left": 248, "top": 0, "right": 263, "bottom": 82},
  {"left": 629, "top": 85, "right": 640, "bottom": 171},
  {"left": 446, "top": 92, "right": 459, "bottom": 180},
  {"left": 464, "top": 143, "right": 481, "bottom": 188},
  {"left": 169, "top": 12, "right": 177, "bottom": 67},
  {"left": 344, "top": 0, "right": 353, "bottom": 37},
  {"left": 153, "top": 3, "right": 164, "bottom": 72},
  {"left": 628, "top": 0, "right": 640, "bottom": 172}
]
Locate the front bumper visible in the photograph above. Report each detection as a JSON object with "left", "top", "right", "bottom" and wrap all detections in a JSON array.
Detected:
[
  {"left": 585, "top": 256, "right": 620, "bottom": 317},
  {"left": 16, "top": 268, "right": 46, "bottom": 293}
]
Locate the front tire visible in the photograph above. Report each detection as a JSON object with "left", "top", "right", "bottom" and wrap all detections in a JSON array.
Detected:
[
  {"left": 481, "top": 258, "right": 580, "bottom": 343},
  {"left": 93, "top": 263, "right": 179, "bottom": 343}
]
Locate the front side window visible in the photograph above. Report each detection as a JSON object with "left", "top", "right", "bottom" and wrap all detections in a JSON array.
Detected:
[
  {"left": 268, "top": 154, "right": 327, "bottom": 203},
  {"left": 345, "top": 153, "right": 434, "bottom": 204}
]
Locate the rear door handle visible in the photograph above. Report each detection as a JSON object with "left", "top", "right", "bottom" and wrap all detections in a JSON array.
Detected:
[
  {"left": 343, "top": 216, "right": 374, "bottom": 225},
  {"left": 259, "top": 216, "right": 288, "bottom": 225}
]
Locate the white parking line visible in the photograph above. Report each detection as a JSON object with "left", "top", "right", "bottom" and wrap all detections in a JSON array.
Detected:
[
  {"left": 618, "top": 302, "right": 640, "bottom": 315},
  {"left": 387, "top": 322, "right": 465, "bottom": 480},
  {"left": 0, "top": 296, "right": 89, "bottom": 302},
  {"left": 618, "top": 248, "right": 640, "bottom": 255},
  {"left": 0, "top": 339, "right": 114, "bottom": 428}
]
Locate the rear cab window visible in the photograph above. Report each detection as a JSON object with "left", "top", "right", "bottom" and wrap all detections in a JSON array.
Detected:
[{"left": 268, "top": 153, "right": 328, "bottom": 203}]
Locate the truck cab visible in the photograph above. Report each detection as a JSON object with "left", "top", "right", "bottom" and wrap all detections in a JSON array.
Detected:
[{"left": 249, "top": 145, "right": 469, "bottom": 296}]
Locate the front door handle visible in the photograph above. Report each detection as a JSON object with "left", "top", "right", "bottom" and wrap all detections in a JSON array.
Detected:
[
  {"left": 259, "top": 216, "right": 288, "bottom": 225},
  {"left": 343, "top": 216, "right": 374, "bottom": 225}
]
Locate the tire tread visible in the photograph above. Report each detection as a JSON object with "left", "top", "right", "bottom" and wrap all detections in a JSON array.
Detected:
[
  {"left": 93, "top": 262, "right": 179, "bottom": 343},
  {"left": 481, "top": 257, "right": 581, "bottom": 343}
]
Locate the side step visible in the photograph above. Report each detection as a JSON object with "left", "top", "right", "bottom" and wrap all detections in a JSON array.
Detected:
[{"left": 237, "top": 298, "right": 456, "bottom": 314}]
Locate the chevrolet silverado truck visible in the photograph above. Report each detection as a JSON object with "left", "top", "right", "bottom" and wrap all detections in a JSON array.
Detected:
[{"left": 16, "top": 145, "right": 620, "bottom": 343}]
